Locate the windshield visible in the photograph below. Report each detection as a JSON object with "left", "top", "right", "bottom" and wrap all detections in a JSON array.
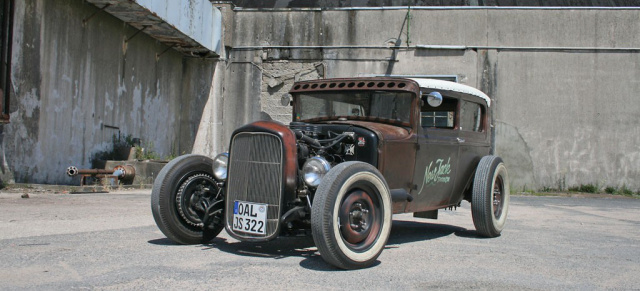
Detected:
[{"left": 294, "top": 91, "right": 414, "bottom": 126}]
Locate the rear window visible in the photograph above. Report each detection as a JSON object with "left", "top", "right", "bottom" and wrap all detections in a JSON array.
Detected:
[
  {"left": 421, "top": 97, "right": 457, "bottom": 129},
  {"left": 460, "top": 101, "right": 484, "bottom": 132}
]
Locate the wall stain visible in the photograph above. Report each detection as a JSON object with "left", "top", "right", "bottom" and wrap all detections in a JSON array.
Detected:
[{"left": 494, "top": 120, "right": 537, "bottom": 192}]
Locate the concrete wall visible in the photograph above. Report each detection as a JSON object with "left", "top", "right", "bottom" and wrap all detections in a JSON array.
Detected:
[
  {"left": 134, "top": 0, "right": 222, "bottom": 54},
  {"left": 1, "top": 0, "right": 218, "bottom": 184},
  {"left": 226, "top": 7, "right": 640, "bottom": 191},
  {"left": 228, "top": 0, "right": 638, "bottom": 8},
  {"left": 3, "top": 3, "right": 639, "bottom": 192}
]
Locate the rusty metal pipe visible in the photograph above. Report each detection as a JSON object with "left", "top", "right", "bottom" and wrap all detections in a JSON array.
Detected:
[
  {"left": 113, "top": 165, "right": 135, "bottom": 180},
  {"left": 66, "top": 168, "right": 115, "bottom": 176},
  {"left": 66, "top": 165, "right": 135, "bottom": 180},
  {"left": 66, "top": 166, "right": 79, "bottom": 176},
  {"left": 77, "top": 169, "right": 115, "bottom": 175}
]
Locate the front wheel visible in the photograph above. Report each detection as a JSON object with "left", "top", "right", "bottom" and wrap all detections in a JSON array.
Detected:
[
  {"left": 471, "top": 155, "right": 510, "bottom": 237},
  {"left": 151, "top": 154, "right": 225, "bottom": 244},
  {"left": 311, "top": 162, "right": 392, "bottom": 269}
]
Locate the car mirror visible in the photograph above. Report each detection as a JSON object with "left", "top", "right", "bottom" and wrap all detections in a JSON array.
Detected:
[
  {"left": 281, "top": 94, "right": 293, "bottom": 106},
  {"left": 423, "top": 91, "right": 443, "bottom": 107}
]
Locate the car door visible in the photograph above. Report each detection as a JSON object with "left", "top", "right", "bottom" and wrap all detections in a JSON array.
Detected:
[
  {"left": 451, "top": 99, "right": 491, "bottom": 204},
  {"left": 406, "top": 96, "right": 461, "bottom": 212}
]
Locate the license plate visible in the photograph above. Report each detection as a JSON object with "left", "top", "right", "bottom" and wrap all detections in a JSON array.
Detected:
[{"left": 232, "top": 201, "right": 267, "bottom": 235}]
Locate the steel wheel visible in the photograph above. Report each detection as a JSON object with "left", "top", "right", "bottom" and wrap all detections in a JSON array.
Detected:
[
  {"left": 176, "top": 173, "right": 219, "bottom": 228},
  {"left": 492, "top": 175, "right": 504, "bottom": 220},
  {"left": 471, "top": 155, "right": 510, "bottom": 238},
  {"left": 151, "top": 154, "right": 225, "bottom": 244},
  {"left": 312, "top": 162, "right": 392, "bottom": 270},
  {"left": 338, "top": 188, "right": 382, "bottom": 251}
]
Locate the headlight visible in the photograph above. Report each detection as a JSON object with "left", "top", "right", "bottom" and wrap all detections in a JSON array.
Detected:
[
  {"left": 302, "top": 157, "right": 331, "bottom": 188},
  {"left": 213, "top": 152, "right": 229, "bottom": 180}
]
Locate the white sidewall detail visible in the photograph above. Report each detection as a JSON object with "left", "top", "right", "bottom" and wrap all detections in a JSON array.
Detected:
[
  {"left": 490, "top": 163, "right": 510, "bottom": 231},
  {"left": 331, "top": 171, "right": 392, "bottom": 262}
]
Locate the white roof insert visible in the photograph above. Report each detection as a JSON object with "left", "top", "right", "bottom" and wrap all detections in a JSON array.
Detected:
[{"left": 408, "top": 78, "right": 491, "bottom": 107}]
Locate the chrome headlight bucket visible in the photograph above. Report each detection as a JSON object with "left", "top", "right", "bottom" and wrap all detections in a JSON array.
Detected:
[
  {"left": 302, "top": 156, "right": 331, "bottom": 188},
  {"left": 213, "top": 152, "right": 229, "bottom": 181}
]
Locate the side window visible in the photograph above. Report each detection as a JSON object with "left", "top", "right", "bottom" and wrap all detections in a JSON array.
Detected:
[
  {"left": 460, "top": 101, "right": 483, "bottom": 132},
  {"left": 421, "top": 97, "right": 458, "bottom": 129}
]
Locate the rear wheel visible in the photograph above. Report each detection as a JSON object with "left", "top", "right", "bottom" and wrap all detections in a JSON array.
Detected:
[
  {"left": 311, "top": 162, "right": 392, "bottom": 269},
  {"left": 471, "top": 155, "right": 510, "bottom": 237},
  {"left": 151, "top": 154, "right": 224, "bottom": 244}
]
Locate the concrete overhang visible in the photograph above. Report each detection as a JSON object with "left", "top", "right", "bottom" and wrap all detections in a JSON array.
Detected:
[{"left": 85, "top": 0, "right": 222, "bottom": 58}]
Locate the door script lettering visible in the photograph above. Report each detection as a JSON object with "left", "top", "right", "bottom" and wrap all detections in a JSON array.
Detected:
[{"left": 417, "top": 158, "right": 452, "bottom": 194}]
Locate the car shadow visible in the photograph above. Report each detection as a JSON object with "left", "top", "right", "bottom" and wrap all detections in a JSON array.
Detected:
[
  {"left": 148, "top": 238, "right": 179, "bottom": 246},
  {"left": 197, "top": 234, "right": 386, "bottom": 271},
  {"left": 203, "top": 235, "right": 317, "bottom": 259},
  {"left": 148, "top": 220, "right": 483, "bottom": 271},
  {"left": 386, "top": 219, "right": 481, "bottom": 245}
]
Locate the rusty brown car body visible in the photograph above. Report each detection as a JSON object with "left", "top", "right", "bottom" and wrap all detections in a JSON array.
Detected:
[{"left": 152, "top": 77, "right": 510, "bottom": 269}]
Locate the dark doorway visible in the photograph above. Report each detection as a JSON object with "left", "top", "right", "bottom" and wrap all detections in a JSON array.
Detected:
[{"left": 0, "top": 0, "right": 14, "bottom": 123}]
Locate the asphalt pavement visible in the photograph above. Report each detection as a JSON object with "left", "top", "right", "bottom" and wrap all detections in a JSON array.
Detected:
[{"left": 0, "top": 189, "right": 638, "bottom": 290}]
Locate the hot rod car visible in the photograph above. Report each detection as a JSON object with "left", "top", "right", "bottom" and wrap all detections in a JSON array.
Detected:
[{"left": 151, "top": 77, "right": 510, "bottom": 269}]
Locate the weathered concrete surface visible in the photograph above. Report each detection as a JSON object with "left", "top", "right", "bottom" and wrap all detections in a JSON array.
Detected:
[
  {"left": 3, "top": 0, "right": 217, "bottom": 184},
  {"left": 229, "top": 0, "right": 639, "bottom": 7},
  {"left": 233, "top": 9, "right": 640, "bottom": 48},
  {"left": 85, "top": 0, "right": 223, "bottom": 56},
  {"left": 494, "top": 51, "right": 640, "bottom": 191},
  {"left": 226, "top": 8, "right": 640, "bottom": 191},
  {"left": 0, "top": 191, "right": 638, "bottom": 289},
  {"left": 191, "top": 61, "right": 226, "bottom": 157},
  {"left": 3, "top": 4, "right": 640, "bottom": 192},
  {"left": 0, "top": 127, "right": 14, "bottom": 186},
  {"left": 219, "top": 51, "right": 263, "bottom": 150},
  {"left": 261, "top": 61, "right": 322, "bottom": 124},
  {"left": 133, "top": 0, "right": 222, "bottom": 54}
]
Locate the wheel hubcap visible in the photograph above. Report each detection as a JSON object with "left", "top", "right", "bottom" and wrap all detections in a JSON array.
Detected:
[
  {"left": 493, "top": 176, "right": 504, "bottom": 219},
  {"left": 176, "top": 173, "right": 219, "bottom": 228},
  {"left": 349, "top": 202, "right": 370, "bottom": 232},
  {"left": 338, "top": 189, "right": 380, "bottom": 248}
]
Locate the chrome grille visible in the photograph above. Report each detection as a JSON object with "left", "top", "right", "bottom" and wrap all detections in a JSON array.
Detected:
[{"left": 225, "top": 132, "right": 283, "bottom": 239}]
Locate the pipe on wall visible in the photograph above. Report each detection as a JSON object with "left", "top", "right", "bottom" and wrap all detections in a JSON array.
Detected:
[
  {"left": 231, "top": 44, "right": 640, "bottom": 52},
  {"left": 234, "top": 6, "right": 640, "bottom": 11}
]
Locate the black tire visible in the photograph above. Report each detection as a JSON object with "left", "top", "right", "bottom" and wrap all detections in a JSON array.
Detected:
[
  {"left": 151, "top": 154, "right": 224, "bottom": 244},
  {"left": 311, "top": 162, "right": 392, "bottom": 269},
  {"left": 471, "top": 155, "right": 510, "bottom": 238}
]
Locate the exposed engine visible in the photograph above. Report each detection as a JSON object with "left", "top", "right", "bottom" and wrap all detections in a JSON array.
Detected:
[
  {"left": 274, "top": 122, "right": 380, "bottom": 233},
  {"left": 288, "top": 121, "right": 379, "bottom": 170}
]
